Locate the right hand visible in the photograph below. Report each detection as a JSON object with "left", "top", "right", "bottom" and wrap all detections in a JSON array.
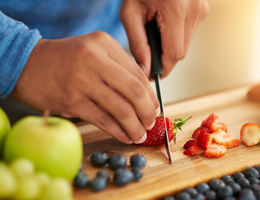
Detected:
[{"left": 11, "top": 32, "right": 160, "bottom": 144}]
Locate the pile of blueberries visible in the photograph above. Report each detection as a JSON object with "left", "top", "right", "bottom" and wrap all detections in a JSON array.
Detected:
[
  {"left": 163, "top": 166, "right": 260, "bottom": 200},
  {"left": 74, "top": 151, "right": 146, "bottom": 192}
]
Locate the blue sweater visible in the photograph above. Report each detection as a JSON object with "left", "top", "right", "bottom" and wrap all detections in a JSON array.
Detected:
[{"left": 0, "top": 0, "right": 127, "bottom": 98}]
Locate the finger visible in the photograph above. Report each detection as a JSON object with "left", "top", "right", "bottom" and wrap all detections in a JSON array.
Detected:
[
  {"left": 68, "top": 95, "right": 134, "bottom": 144},
  {"left": 83, "top": 77, "right": 149, "bottom": 144},
  {"left": 104, "top": 39, "right": 160, "bottom": 112},
  {"left": 99, "top": 57, "right": 159, "bottom": 128},
  {"left": 183, "top": 0, "right": 210, "bottom": 55},
  {"left": 158, "top": 9, "right": 186, "bottom": 78},
  {"left": 119, "top": 1, "right": 151, "bottom": 77}
]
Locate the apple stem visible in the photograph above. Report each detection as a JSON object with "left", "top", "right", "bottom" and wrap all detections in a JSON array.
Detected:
[{"left": 44, "top": 109, "right": 50, "bottom": 126}]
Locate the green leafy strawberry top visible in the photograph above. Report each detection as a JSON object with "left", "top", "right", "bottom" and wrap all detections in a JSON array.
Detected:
[{"left": 173, "top": 116, "right": 192, "bottom": 143}]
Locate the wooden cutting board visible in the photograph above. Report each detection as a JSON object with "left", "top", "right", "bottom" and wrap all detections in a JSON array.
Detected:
[{"left": 73, "top": 85, "right": 260, "bottom": 200}]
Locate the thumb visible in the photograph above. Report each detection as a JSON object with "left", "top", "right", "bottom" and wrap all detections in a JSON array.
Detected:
[{"left": 120, "top": 5, "right": 151, "bottom": 77}]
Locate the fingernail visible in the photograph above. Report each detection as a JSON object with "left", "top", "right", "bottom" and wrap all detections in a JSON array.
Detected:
[
  {"left": 128, "top": 139, "right": 134, "bottom": 144},
  {"left": 136, "top": 132, "right": 147, "bottom": 144},
  {"left": 156, "top": 106, "right": 161, "bottom": 116},
  {"left": 147, "top": 120, "right": 156, "bottom": 130}
]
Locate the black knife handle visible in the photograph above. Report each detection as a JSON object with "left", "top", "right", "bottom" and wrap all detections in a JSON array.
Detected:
[{"left": 145, "top": 19, "right": 163, "bottom": 79}]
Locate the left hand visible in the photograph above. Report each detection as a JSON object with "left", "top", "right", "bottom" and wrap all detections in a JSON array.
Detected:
[{"left": 120, "top": 0, "right": 210, "bottom": 78}]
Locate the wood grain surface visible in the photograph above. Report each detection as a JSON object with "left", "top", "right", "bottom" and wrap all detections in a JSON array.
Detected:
[{"left": 73, "top": 85, "right": 260, "bottom": 200}]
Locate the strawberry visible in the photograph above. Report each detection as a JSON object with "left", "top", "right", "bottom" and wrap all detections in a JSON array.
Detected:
[
  {"left": 201, "top": 113, "right": 227, "bottom": 133},
  {"left": 197, "top": 131, "right": 213, "bottom": 149},
  {"left": 212, "top": 129, "right": 240, "bottom": 148},
  {"left": 183, "top": 139, "right": 197, "bottom": 150},
  {"left": 192, "top": 127, "right": 210, "bottom": 139},
  {"left": 240, "top": 123, "right": 260, "bottom": 146},
  {"left": 204, "top": 143, "right": 227, "bottom": 158},
  {"left": 140, "top": 116, "right": 191, "bottom": 146},
  {"left": 140, "top": 117, "right": 173, "bottom": 146},
  {"left": 183, "top": 143, "right": 199, "bottom": 156}
]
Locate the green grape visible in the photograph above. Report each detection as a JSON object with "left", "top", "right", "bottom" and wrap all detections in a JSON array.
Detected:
[
  {"left": 40, "top": 177, "right": 73, "bottom": 200},
  {"left": 0, "top": 162, "right": 17, "bottom": 199},
  {"left": 35, "top": 171, "right": 51, "bottom": 188},
  {"left": 9, "top": 158, "right": 35, "bottom": 178},
  {"left": 13, "top": 176, "right": 41, "bottom": 200}
]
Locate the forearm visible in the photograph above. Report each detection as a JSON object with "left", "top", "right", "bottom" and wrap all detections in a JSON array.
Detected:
[{"left": 0, "top": 10, "right": 42, "bottom": 98}]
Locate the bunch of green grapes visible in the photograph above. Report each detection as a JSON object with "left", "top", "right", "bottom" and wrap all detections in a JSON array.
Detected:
[{"left": 0, "top": 158, "right": 74, "bottom": 200}]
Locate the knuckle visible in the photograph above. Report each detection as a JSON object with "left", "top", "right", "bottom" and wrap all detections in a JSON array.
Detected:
[
  {"left": 117, "top": 101, "right": 132, "bottom": 119},
  {"left": 171, "top": 48, "right": 185, "bottom": 62}
]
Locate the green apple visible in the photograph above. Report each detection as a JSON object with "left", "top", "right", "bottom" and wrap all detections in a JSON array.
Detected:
[
  {"left": 3, "top": 116, "right": 83, "bottom": 181},
  {"left": 0, "top": 107, "right": 11, "bottom": 158}
]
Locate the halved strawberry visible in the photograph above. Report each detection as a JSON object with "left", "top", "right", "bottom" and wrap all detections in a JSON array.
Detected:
[
  {"left": 192, "top": 127, "right": 210, "bottom": 139},
  {"left": 212, "top": 129, "right": 240, "bottom": 148},
  {"left": 183, "top": 143, "right": 199, "bottom": 156},
  {"left": 140, "top": 116, "right": 191, "bottom": 146},
  {"left": 204, "top": 143, "right": 227, "bottom": 158},
  {"left": 140, "top": 117, "right": 174, "bottom": 146},
  {"left": 240, "top": 123, "right": 260, "bottom": 146},
  {"left": 183, "top": 139, "right": 197, "bottom": 150},
  {"left": 201, "top": 113, "right": 227, "bottom": 133},
  {"left": 197, "top": 131, "right": 213, "bottom": 149}
]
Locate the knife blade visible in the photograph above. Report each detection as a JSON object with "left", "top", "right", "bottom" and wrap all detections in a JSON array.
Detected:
[{"left": 145, "top": 19, "right": 173, "bottom": 164}]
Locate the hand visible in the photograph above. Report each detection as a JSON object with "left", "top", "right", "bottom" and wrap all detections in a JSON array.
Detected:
[
  {"left": 248, "top": 84, "right": 260, "bottom": 100},
  {"left": 120, "top": 0, "right": 210, "bottom": 78},
  {"left": 12, "top": 32, "right": 160, "bottom": 144}
]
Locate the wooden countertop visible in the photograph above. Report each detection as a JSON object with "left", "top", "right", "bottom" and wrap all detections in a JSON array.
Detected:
[{"left": 74, "top": 85, "right": 260, "bottom": 200}]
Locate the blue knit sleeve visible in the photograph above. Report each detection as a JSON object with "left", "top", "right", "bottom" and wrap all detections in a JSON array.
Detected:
[{"left": 0, "top": 10, "right": 42, "bottom": 99}]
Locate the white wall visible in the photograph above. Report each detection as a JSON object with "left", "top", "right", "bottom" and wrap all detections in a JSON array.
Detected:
[{"left": 157, "top": 0, "right": 260, "bottom": 104}]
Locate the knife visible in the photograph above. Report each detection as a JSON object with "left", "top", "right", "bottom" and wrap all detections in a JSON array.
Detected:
[{"left": 145, "top": 19, "right": 173, "bottom": 164}]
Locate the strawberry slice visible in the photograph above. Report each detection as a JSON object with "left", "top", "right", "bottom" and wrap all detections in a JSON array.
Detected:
[
  {"left": 183, "top": 143, "right": 199, "bottom": 156},
  {"left": 183, "top": 139, "right": 197, "bottom": 150},
  {"left": 192, "top": 127, "right": 210, "bottom": 139},
  {"left": 212, "top": 129, "right": 240, "bottom": 148},
  {"left": 240, "top": 123, "right": 260, "bottom": 146},
  {"left": 204, "top": 143, "right": 227, "bottom": 158},
  {"left": 140, "top": 117, "right": 174, "bottom": 146},
  {"left": 201, "top": 113, "right": 227, "bottom": 133},
  {"left": 197, "top": 131, "right": 213, "bottom": 149}
]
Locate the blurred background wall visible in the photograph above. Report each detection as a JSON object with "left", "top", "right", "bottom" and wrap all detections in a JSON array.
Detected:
[{"left": 157, "top": 0, "right": 260, "bottom": 104}]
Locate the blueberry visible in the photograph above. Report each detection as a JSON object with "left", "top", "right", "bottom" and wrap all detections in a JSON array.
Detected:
[
  {"left": 250, "top": 184, "right": 260, "bottom": 196},
  {"left": 131, "top": 168, "right": 143, "bottom": 181},
  {"left": 204, "top": 190, "right": 217, "bottom": 200},
  {"left": 254, "top": 166, "right": 260, "bottom": 174},
  {"left": 222, "top": 175, "right": 234, "bottom": 185},
  {"left": 108, "top": 154, "right": 127, "bottom": 170},
  {"left": 163, "top": 196, "right": 175, "bottom": 200},
  {"left": 96, "top": 169, "right": 110, "bottom": 183},
  {"left": 217, "top": 185, "right": 233, "bottom": 199},
  {"left": 185, "top": 188, "right": 198, "bottom": 198},
  {"left": 228, "top": 182, "right": 241, "bottom": 197},
  {"left": 176, "top": 191, "right": 191, "bottom": 200},
  {"left": 223, "top": 197, "right": 236, "bottom": 200},
  {"left": 90, "top": 177, "right": 107, "bottom": 192},
  {"left": 90, "top": 151, "right": 108, "bottom": 167},
  {"left": 196, "top": 183, "right": 210, "bottom": 194},
  {"left": 244, "top": 168, "right": 260, "bottom": 179},
  {"left": 130, "top": 154, "right": 146, "bottom": 168},
  {"left": 114, "top": 169, "right": 133, "bottom": 186},
  {"left": 74, "top": 171, "right": 89, "bottom": 188},
  {"left": 232, "top": 172, "right": 245, "bottom": 181},
  {"left": 239, "top": 188, "right": 256, "bottom": 200},
  {"left": 249, "top": 177, "right": 260, "bottom": 185},
  {"left": 193, "top": 193, "right": 205, "bottom": 200},
  {"left": 237, "top": 177, "right": 251, "bottom": 188},
  {"left": 209, "top": 179, "right": 225, "bottom": 191}
]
